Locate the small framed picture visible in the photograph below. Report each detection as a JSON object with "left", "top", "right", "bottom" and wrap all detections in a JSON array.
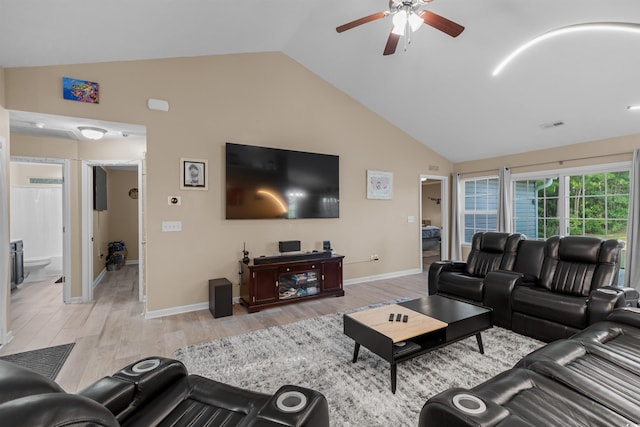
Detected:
[
  {"left": 180, "top": 158, "right": 208, "bottom": 190},
  {"left": 367, "top": 170, "right": 393, "bottom": 200}
]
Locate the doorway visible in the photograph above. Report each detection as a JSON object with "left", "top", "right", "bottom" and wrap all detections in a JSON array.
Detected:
[
  {"left": 420, "top": 175, "right": 448, "bottom": 271},
  {"left": 81, "top": 160, "right": 144, "bottom": 304},
  {"left": 9, "top": 157, "right": 71, "bottom": 303}
]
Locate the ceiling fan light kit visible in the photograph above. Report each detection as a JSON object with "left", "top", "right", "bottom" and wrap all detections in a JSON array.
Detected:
[{"left": 336, "top": 0, "right": 464, "bottom": 55}]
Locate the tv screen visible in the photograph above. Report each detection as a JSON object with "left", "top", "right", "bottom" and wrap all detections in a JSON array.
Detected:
[
  {"left": 226, "top": 143, "right": 339, "bottom": 219},
  {"left": 93, "top": 166, "right": 107, "bottom": 211}
]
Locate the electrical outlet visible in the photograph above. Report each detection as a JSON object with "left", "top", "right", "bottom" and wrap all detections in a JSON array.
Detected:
[
  {"left": 168, "top": 196, "right": 181, "bottom": 205},
  {"left": 370, "top": 254, "right": 380, "bottom": 261},
  {"left": 162, "top": 221, "right": 182, "bottom": 232}
]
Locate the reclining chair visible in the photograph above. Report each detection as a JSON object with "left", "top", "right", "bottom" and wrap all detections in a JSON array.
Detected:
[
  {"left": 428, "top": 231, "right": 524, "bottom": 303},
  {"left": 0, "top": 357, "right": 329, "bottom": 427},
  {"left": 510, "top": 236, "right": 638, "bottom": 342}
]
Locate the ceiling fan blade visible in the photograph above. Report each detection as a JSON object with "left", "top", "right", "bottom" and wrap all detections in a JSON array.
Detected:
[
  {"left": 383, "top": 32, "right": 400, "bottom": 56},
  {"left": 419, "top": 10, "right": 465, "bottom": 37},
  {"left": 336, "top": 11, "right": 390, "bottom": 33}
]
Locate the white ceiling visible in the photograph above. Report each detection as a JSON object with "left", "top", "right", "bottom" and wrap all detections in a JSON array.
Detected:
[{"left": 1, "top": 0, "right": 640, "bottom": 163}]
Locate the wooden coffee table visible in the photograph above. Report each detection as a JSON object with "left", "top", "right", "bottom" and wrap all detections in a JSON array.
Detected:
[{"left": 343, "top": 295, "right": 492, "bottom": 393}]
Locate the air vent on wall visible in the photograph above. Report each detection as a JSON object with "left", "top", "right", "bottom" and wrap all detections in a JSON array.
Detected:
[{"left": 540, "top": 121, "right": 565, "bottom": 129}]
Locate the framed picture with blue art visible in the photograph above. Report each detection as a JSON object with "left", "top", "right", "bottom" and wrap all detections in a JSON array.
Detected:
[{"left": 62, "top": 77, "right": 99, "bottom": 104}]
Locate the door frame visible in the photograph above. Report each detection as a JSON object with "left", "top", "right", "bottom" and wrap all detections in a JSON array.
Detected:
[
  {"left": 0, "top": 137, "right": 9, "bottom": 345},
  {"left": 81, "top": 159, "right": 144, "bottom": 304},
  {"left": 420, "top": 174, "right": 449, "bottom": 268}
]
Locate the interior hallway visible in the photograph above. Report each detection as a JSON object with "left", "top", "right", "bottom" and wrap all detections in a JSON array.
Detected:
[{"left": 0, "top": 265, "right": 430, "bottom": 393}]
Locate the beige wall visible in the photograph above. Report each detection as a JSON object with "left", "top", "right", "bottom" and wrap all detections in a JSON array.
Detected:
[
  {"left": 107, "top": 169, "right": 138, "bottom": 261},
  {"left": 10, "top": 162, "right": 62, "bottom": 186},
  {"left": 454, "top": 133, "right": 640, "bottom": 177},
  {"left": 4, "top": 53, "right": 452, "bottom": 312}
]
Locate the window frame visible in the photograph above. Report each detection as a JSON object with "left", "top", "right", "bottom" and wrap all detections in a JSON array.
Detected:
[
  {"left": 461, "top": 175, "right": 499, "bottom": 244},
  {"left": 510, "top": 161, "right": 631, "bottom": 238}
]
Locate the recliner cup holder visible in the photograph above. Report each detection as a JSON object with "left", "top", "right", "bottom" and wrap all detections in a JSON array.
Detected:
[
  {"left": 132, "top": 358, "right": 161, "bottom": 374},
  {"left": 275, "top": 391, "right": 307, "bottom": 413},
  {"left": 452, "top": 393, "right": 487, "bottom": 415}
]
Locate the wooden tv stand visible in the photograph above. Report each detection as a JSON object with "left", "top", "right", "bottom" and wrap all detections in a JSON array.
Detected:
[{"left": 240, "top": 254, "right": 345, "bottom": 313}]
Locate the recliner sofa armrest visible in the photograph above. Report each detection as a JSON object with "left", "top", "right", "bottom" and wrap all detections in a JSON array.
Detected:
[
  {"left": 428, "top": 261, "right": 467, "bottom": 295},
  {"left": 78, "top": 375, "right": 136, "bottom": 417},
  {"left": 0, "top": 393, "right": 119, "bottom": 427},
  {"left": 483, "top": 270, "right": 524, "bottom": 328},
  {"left": 418, "top": 388, "right": 510, "bottom": 427},
  {"left": 250, "top": 385, "right": 330, "bottom": 427},
  {"left": 587, "top": 287, "right": 633, "bottom": 324},
  {"left": 106, "top": 357, "right": 188, "bottom": 421},
  {"left": 606, "top": 306, "right": 640, "bottom": 328}
]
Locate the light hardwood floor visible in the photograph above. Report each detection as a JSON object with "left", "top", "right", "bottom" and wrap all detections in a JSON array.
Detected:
[{"left": 2, "top": 265, "right": 429, "bottom": 392}]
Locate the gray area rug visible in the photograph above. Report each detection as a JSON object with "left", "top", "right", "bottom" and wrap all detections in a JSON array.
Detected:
[
  {"left": 174, "top": 308, "right": 543, "bottom": 427},
  {"left": 0, "top": 343, "right": 75, "bottom": 380}
]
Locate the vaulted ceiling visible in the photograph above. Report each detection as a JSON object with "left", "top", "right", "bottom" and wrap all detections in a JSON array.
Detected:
[{"left": 1, "top": 0, "right": 640, "bottom": 162}]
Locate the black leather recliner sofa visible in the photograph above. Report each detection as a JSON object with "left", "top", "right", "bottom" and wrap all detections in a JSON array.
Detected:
[
  {"left": 0, "top": 356, "right": 329, "bottom": 427},
  {"left": 418, "top": 307, "right": 640, "bottom": 427},
  {"left": 431, "top": 233, "right": 639, "bottom": 342},
  {"left": 428, "top": 231, "right": 524, "bottom": 302}
]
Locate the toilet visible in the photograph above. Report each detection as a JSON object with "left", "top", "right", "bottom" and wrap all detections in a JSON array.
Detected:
[{"left": 23, "top": 257, "right": 52, "bottom": 283}]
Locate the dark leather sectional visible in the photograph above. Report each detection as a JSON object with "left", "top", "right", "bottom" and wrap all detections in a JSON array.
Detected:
[
  {"left": 0, "top": 356, "right": 329, "bottom": 427},
  {"left": 429, "top": 232, "right": 639, "bottom": 342},
  {"left": 418, "top": 307, "right": 640, "bottom": 426}
]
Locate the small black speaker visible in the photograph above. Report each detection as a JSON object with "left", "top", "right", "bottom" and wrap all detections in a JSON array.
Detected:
[
  {"left": 323, "top": 240, "right": 332, "bottom": 251},
  {"left": 279, "top": 240, "right": 301, "bottom": 253},
  {"left": 209, "top": 278, "right": 232, "bottom": 318}
]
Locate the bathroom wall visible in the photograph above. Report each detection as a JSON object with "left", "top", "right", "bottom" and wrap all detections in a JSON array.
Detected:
[{"left": 9, "top": 162, "right": 63, "bottom": 278}]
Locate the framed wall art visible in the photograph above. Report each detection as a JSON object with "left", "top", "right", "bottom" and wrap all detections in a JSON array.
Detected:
[
  {"left": 367, "top": 170, "right": 393, "bottom": 200},
  {"left": 62, "top": 77, "right": 100, "bottom": 104},
  {"left": 180, "top": 158, "right": 208, "bottom": 190}
]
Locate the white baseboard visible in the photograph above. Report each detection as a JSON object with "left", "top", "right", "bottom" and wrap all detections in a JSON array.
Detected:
[
  {"left": 143, "top": 270, "right": 422, "bottom": 320},
  {"left": 93, "top": 268, "right": 106, "bottom": 289},
  {"left": 0, "top": 330, "right": 14, "bottom": 348},
  {"left": 144, "top": 297, "right": 242, "bottom": 319},
  {"left": 69, "top": 296, "right": 84, "bottom": 303},
  {"left": 126, "top": 260, "right": 139, "bottom": 265},
  {"left": 344, "top": 268, "right": 422, "bottom": 286},
  {"left": 145, "top": 302, "right": 210, "bottom": 319}
]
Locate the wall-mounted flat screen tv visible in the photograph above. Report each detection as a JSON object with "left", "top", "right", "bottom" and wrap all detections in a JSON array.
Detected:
[
  {"left": 226, "top": 143, "right": 339, "bottom": 219},
  {"left": 93, "top": 166, "right": 107, "bottom": 211}
]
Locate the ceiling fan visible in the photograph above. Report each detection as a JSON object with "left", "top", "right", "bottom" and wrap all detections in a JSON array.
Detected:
[{"left": 336, "top": 0, "right": 464, "bottom": 55}]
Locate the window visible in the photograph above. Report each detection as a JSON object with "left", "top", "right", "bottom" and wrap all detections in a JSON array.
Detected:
[
  {"left": 512, "top": 166, "right": 630, "bottom": 283},
  {"left": 513, "top": 177, "right": 559, "bottom": 239},
  {"left": 566, "top": 172, "right": 629, "bottom": 240},
  {"left": 463, "top": 177, "right": 498, "bottom": 243}
]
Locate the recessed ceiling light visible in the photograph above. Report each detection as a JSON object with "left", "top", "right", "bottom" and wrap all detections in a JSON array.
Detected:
[
  {"left": 493, "top": 22, "right": 640, "bottom": 77},
  {"left": 78, "top": 126, "right": 107, "bottom": 140},
  {"left": 627, "top": 105, "right": 640, "bottom": 111}
]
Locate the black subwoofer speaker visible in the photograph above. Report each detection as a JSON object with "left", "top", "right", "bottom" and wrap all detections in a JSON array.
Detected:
[{"left": 209, "top": 278, "right": 232, "bottom": 318}]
